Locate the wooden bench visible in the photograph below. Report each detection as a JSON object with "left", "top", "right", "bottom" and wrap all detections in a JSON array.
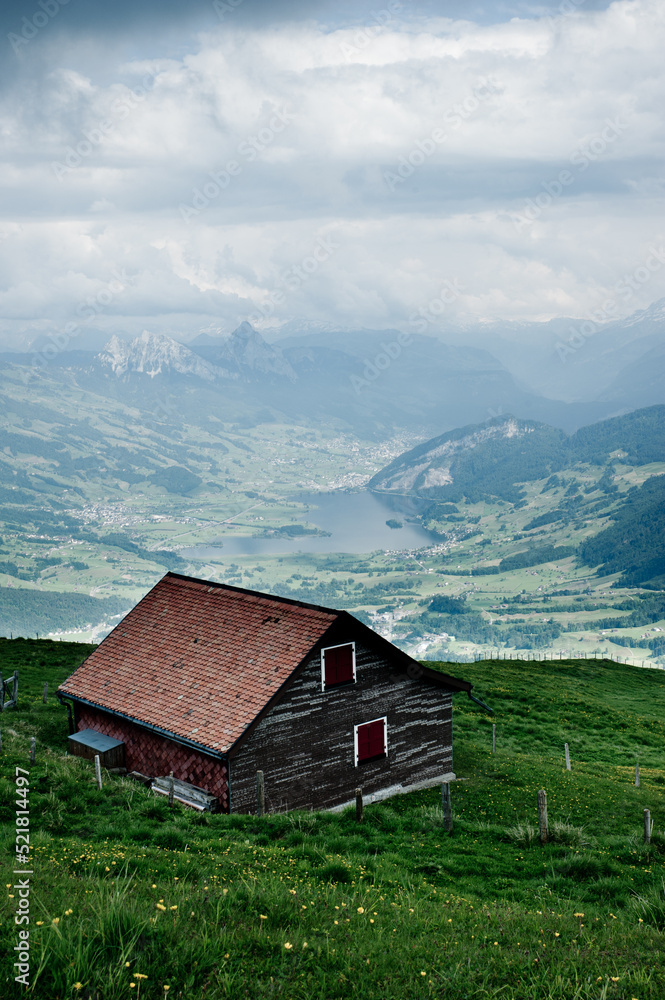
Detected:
[{"left": 152, "top": 775, "right": 219, "bottom": 812}]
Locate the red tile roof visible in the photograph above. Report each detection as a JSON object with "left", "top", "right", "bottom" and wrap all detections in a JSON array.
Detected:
[{"left": 58, "top": 573, "right": 339, "bottom": 755}]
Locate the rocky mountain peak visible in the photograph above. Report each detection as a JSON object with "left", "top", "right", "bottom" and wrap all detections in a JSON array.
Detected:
[
  {"left": 190, "top": 321, "right": 297, "bottom": 382},
  {"left": 97, "top": 331, "right": 229, "bottom": 381}
]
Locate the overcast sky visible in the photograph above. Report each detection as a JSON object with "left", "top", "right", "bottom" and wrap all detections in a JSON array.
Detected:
[{"left": 0, "top": 0, "right": 663, "bottom": 349}]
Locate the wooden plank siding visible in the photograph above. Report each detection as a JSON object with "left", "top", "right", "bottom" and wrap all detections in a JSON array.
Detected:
[{"left": 229, "top": 636, "right": 454, "bottom": 814}]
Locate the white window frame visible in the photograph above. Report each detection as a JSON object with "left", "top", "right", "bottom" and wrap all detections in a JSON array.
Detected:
[
  {"left": 320, "top": 641, "right": 356, "bottom": 692},
  {"left": 354, "top": 715, "right": 388, "bottom": 767}
]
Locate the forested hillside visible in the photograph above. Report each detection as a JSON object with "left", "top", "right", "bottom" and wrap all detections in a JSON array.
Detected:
[
  {"left": 579, "top": 474, "right": 665, "bottom": 588},
  {"left": 370, "top": 405, "right": 665, "bottom": 504}
]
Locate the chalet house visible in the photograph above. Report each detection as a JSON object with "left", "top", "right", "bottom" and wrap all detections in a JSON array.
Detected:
[{"left": 57, "top": 572, "right": 475, "bottom": 813}]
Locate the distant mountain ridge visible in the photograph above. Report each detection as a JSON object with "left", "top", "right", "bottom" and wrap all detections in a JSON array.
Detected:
[
  {"left": 370, "top": 405, "right": 665, "bottom": 504},
  {"left": 190, "top": 321, "right": 297, "bottom": 381},
  {"left": 3, "top": 322, "right": 614, "bottom": 437},
  {"left": 98, "top": 331, "right": 233, "bottom": 382}
]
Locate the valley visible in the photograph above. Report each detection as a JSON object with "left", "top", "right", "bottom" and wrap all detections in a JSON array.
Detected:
[{"left": 1, "top": 338, "right": 664, "bottom": 666}]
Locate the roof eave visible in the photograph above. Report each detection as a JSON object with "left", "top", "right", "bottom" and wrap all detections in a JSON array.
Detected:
[
  {"left": 337, "top": 611, "right": 473, "bottom": 693},
  {"left": 57, "top": 691, "right": 231, "bottom": 759}
]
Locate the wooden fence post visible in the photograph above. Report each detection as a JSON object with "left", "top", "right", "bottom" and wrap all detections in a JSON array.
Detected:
[
  {"left": 441, "top": 782, "right": 453, "bottom": 833},
  {"left": 256, "top": 770, "right": 265, "bottom": 817},
  {"left": 492, "top": 724, "right": 496, "bottom": 754},
  {"left": 644, "top": 808, "right": 652, "bottom": 845},
  {"left": 42, "top": 682, "right": 48, "bottom": 704},
  {"left": 168, "top": 771, "right": 174, "bottom": 807},
  {"left": 538, "top": 789, "right": 548, "bottom": 844},
  {"left": 29, "top": 737, "right": 36, "bottom": 764},
  {"left": 94, "top": 754, "right": 103, "bottom": 791},
  {"left": 635, "top": 763, "right": 640, "bottom": 788},
  {"left": 564, "top": 743, "right": 571, "bottom": 771},
  {"left": 355, "top": 787, "right": 363, "bottom": 823}
]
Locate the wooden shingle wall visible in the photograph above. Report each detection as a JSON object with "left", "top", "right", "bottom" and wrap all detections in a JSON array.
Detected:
[
  {"left": 74, "top": 706, "right": 229, "bottom": 811},
  {"left": 230, "top": 637, "right": 453, "bottom": 813}
]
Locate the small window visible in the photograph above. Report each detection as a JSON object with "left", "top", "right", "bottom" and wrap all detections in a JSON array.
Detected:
[
  {"left": 321, "top": 642, "right": 356, "bottom": 690},
  {"left": 354, "top": 717, "right": 387, "bottom": 766}
]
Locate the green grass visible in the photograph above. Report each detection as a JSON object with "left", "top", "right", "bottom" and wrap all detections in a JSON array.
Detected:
[{"left": 1, "top": 640, "right": 665, "bottom": 998}]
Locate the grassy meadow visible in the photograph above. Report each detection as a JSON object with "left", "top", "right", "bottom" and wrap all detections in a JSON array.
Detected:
[{"left": 1, "top": 638, "right": 665, "bottom": 998}]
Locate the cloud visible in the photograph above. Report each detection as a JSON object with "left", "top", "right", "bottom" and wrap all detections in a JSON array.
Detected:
[{"left": 0, "top": 0, "right": 663, "bottom": 349}]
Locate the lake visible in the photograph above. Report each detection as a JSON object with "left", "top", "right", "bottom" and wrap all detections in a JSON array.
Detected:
[{"left": 181, "top": 490, "right": 435, "bottom": 557}]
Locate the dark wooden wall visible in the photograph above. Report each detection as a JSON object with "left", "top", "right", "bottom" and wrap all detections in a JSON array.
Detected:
[{"left": 229, "top": 634, "right": 453, "bottom": 813}]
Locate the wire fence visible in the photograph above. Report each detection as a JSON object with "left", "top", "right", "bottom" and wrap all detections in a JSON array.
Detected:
[{"left": 441, "top": 650, "right": 663, "bottom": 669}]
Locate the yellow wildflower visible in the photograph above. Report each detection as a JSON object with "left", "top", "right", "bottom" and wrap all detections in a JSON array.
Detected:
[
  {"left": 357, "top": 907, "right": 364, "bottom": 914},
  {"left": 284, "top": 942, "right": 293, "bottom": 950},
  {"left": 156, "top": 903, "right": 166, "bottom": 912}
]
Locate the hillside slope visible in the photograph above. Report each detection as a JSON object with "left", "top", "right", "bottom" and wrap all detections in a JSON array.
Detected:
[
  {"left": 370, "top": 406, "right": 665, "bottom": 503},
  {"left": 2, "top": 638, "right": 665, "bottom": 999}
]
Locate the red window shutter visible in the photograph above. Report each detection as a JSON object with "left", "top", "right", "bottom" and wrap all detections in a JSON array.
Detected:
[
  {"left": 357, "top": 719, "right": 385, "bottom": 762},
  {"left": 324, "top": 644, "right": 354, "bottom": 687}
]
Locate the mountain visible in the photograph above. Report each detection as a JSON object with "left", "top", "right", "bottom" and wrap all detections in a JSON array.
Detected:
[
  {"left": 453, "top": 298, "right": 665, "bottom": 405},
  {"left": 568, "top": 405, "right": 665, "bottom": 465},
  {"left": 98, "top": 331, "right": 231, "bottom": 382},
  {"left": 597, "top": 342, "right": 665, "bottom": 408},
  {"left": 578, "top": 473, "right": 665, "bottom": 588},
  {"left": 190, "top": 322, "right": 296, "bottom": 381},
  {"left": 370, "top": 405, "right": 665, "bottom": 504},
  {"left": 2, "top": 323, "right": 614, "bottom": 439},
  {"left": 369, "top": 416, "right": 568, "bottom": 503}
]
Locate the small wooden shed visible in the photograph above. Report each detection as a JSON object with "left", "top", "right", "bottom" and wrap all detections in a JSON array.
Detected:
[
  {"left": 68, "top": 728, "right": 125, "bottom": 769},
  {"left": 58, "top": 573, "right": 474, "bottom": 813}
]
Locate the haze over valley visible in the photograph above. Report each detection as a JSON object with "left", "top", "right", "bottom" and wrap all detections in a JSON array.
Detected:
[{"left": 2, "top": 311, "right": 664, "bottom": 665}]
